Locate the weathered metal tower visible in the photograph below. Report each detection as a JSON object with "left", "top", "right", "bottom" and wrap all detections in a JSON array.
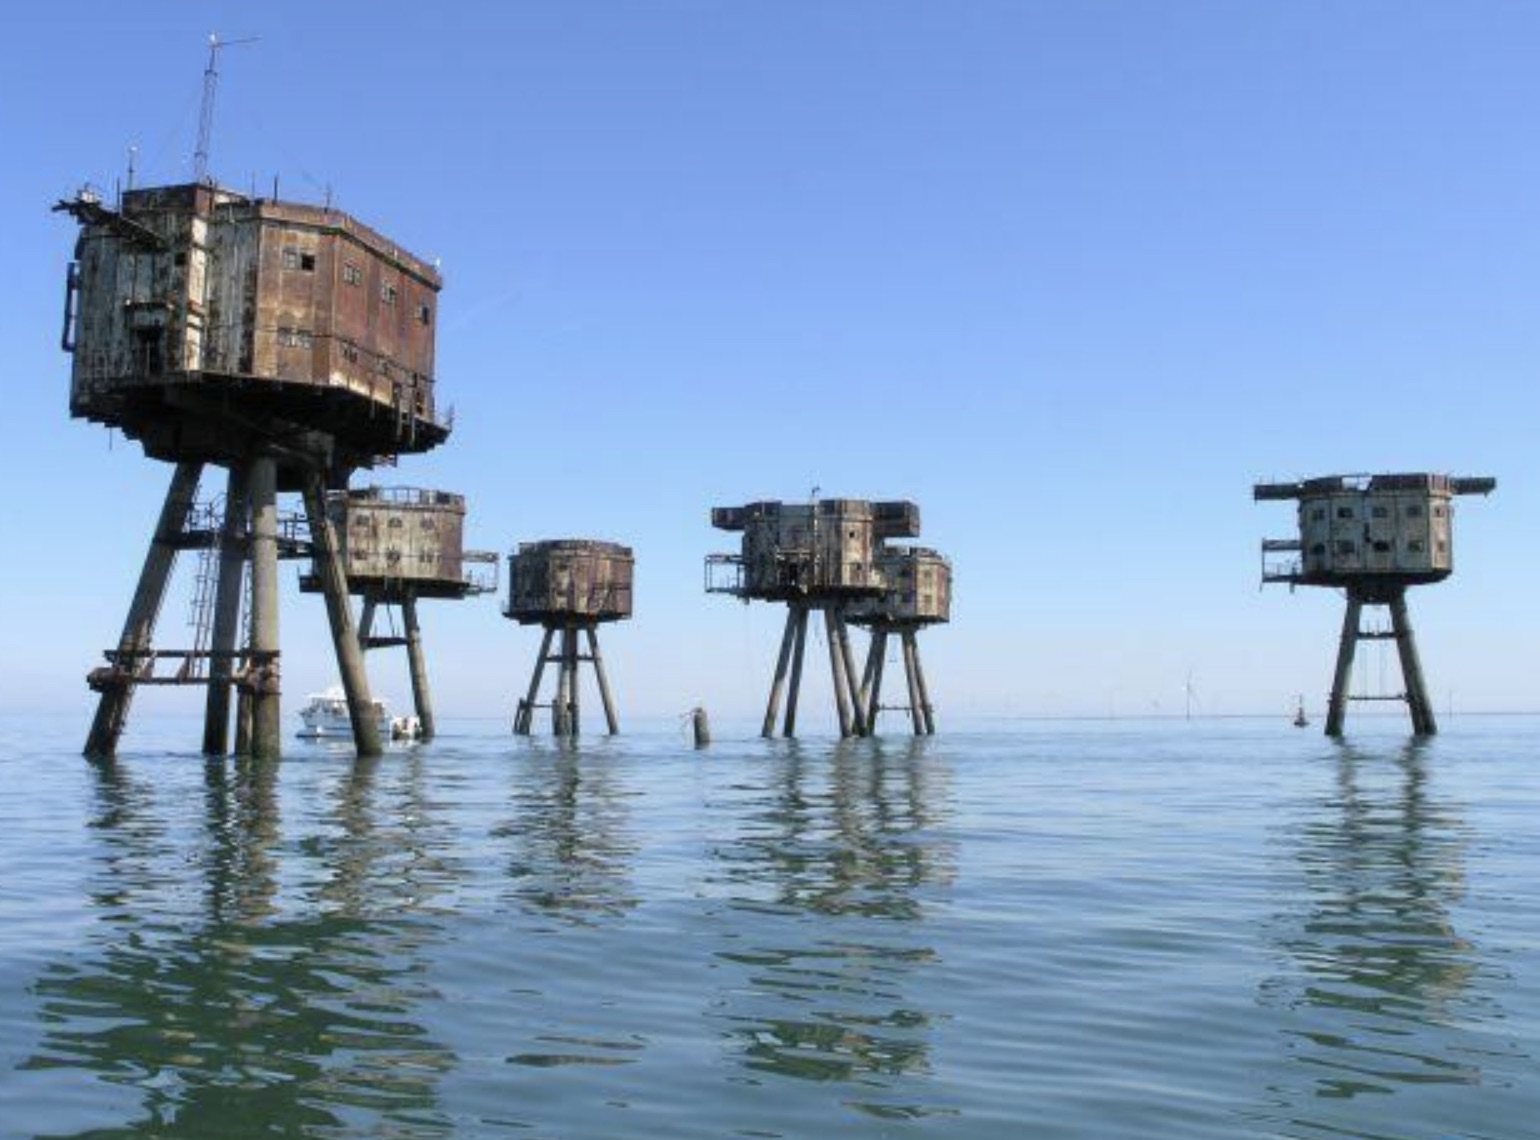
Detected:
[
  {"left": 505, "top": 541, "right": 634, "bottom": 736},
  {"left": 1255, "top": 473, "right": 1495, "bottom": 737},
  {"left": 299, "top": 487, "right": 496, "bottom": 741},
  {"left": 847, "top": 545, "right": 952, "bottom": 735},
  {"left": 57, "top": 181, "right": 448, "bottom": 759},
  {"left": 707, "top": 498, "right": 920, "bottom": 739}
]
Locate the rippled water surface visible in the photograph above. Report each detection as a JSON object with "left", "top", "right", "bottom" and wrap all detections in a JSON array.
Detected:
[{"left": 1, "top": 715, "right": 1537, "bottom": 1139}]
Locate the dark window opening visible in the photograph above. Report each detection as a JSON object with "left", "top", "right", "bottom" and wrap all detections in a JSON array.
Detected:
[
  {"left": 381, "top": 283, "right": 398, "bottom": 305},
  {"left": 1373, "top": 541, "right": 1391, "bottom": 553},
  {"left": 1335, "top": 540, "right": 1356, "bottom": 555},
  {"left": 1310, "top": 543, "right": 1326, "bottom": 555},
  {"left": 417, "top": 303, "right": 432, "bottom": 325},
  {"left": 1406, "top": 504, "right": 1424, "bottom": 517},
  {"left": 1336, "top": 506, "right": 1354, "bottom": 519},
  {"left": 1371, "top": 506, "right": 1389, "bottom": 519},
  {"left": 343, "top": 263, "right": 363, "bottom": 286}
]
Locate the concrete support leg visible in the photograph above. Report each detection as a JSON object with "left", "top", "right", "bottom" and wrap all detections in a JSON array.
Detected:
[
  {"left": 566, "top": 626, "right": 582, "bottom": 737},
  {"left": 202, "top": 465, "right": 249, "bottom": 756},
  {"left": 301, "top": 474, "right": 381, "bottom": 758},
  {"left": 909, "top": 630, "right": 936, "bottom": 735},
  {"left": 762, "top": 607, "right": 799, "bottom": 738},
  {"left": 553, "top": 627, "right": 574, "bottom": 737},
  {"left": 784, "top": 605, "right": 809, "bottom": 738},
  {"left": 358, "top": 598, "right": 377, "bottom": 646},
  {"left": 516, "top": 627, "right": 553, "bottom": 735},
  {"left": 864, "top": 629, "right": 889, "bottom": 728},
  {"left": 1325, "top": 597, "right": 1362, "bottom": 738},
  {"left": 825, "top": 607, "right": 854, "bottom": 738},
  {"left": 248, "top": 458, "right": 284, "bottom": 760},
  {"left": 834, "top": 611, "right": 868, "bottom": 737},
  {"left": 902, "top": 630, "right": 925, "bottom": 736},
  {"left": 86, "top": 461, "right": 203, "bottom": 759},
  {"left": 1390, "top": 594, "right": 1437, "bottom": 736},
  {"left": 403, "top": 595, "right": 434, "bottom": 741},
  {"left": 586, "top": 626, "right": 620, "bottom": 735}
]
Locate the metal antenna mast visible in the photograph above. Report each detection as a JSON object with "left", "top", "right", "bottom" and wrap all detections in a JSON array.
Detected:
[{"left": 193, "top": 33, "right": 257, "bottom": 184}]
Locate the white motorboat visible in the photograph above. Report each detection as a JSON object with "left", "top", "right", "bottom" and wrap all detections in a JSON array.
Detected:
[{"left": 297, "top": 687, "right": 421, "bottom": 741}]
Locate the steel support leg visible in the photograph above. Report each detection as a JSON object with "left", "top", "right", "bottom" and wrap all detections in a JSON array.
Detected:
[
  {"left": 784, "top": 605, "right": 809, "bottom": 737},
  {"left": 586, "top": 626, "right": 620, "bottom": 735},
  {"left": 825, "top": 607, "right": 854, "bottom": 738},
  {"left": 1390, "top": 593, "right": 1437, "bottom": 736},
  {"left": 566, "top": 626, "right": 581, "bottom": 736},
  {"left": 302, "top": 474, "right": 381, "bottom": 757},
  {"left": 202, "top": 465, "right": 249, "bottom": 756},
  {"left": 1325, "top": 597, "right": 1362, "bottom": 738},
  {"left": 85, "top": 461, "right": 203, "bottom": 758},
  {"left": 762, "top": 607, "right": 799, "bottom": 738},
  {"left": 249, "top": 458, "right": 284, "bottom": 760},
  {"left": 516, "top": 627, "right": 554, "bottom": 735},
  {"left": 403, "top": 595, "right": 434, "bottom": 741}
]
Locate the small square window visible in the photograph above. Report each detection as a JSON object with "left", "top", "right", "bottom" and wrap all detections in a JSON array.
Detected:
[
  {"left": 1336, "top": 506, "right": 1354, "bottom": 520},
  {"left": 1335, "top": 540, "right": 1356, "bottom": 555},
  {"left": 1406, "top": 504, "right": 1424, "bottom": 518},
  {"left": 1310, "top": 507, "right": 1326, "bottom": 522},
  {"left": 1310, "top": 542, "right": 1326, "bottom": 555},
  {"left": 1371, "top": 506, "right": 1389, "bottom": 519},
  {"left": 381, "top": 283, "right": 398, "bottom": 305},
  {"left": 1373, "top": 540, "right": 1391, "bottom": 553},
  {"left": 1408, "top": 540, "right": 1425, "bottom": 553},
  {"left": 343, "top": 263, "right": 363, "bottom": 286},
  {"left": 417, "top": 303, "right": 432, "bottom": 326}
]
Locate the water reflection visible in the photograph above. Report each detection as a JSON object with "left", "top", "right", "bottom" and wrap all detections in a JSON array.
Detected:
[
  {"left": 708, "top": 737, "right": 956, "bottom": 1117},
  {"left": 1260, "top": 740, "right": 1523, "bottom": 1133},
  {"left": 494, "top": 739, "right": 639, "bottom": 924},
  {"left": 19, "top": 755, "right": 458, "bottom": 1139}
]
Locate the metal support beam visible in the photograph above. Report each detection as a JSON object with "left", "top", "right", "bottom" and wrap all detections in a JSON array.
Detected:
[
  {"left": 908, "top": 629, "right": 936, "bottom": 735},
  {"left": 302, "top": 474, "right": 381, "bottom": 757},
  {"left": 202, "top": 465, "right": 248, "bottom": 756},
  {"left": 825, "top": 606, "right": 854, "bottom": 738},
  {"left": 86, "top": 460, "right": 203, "bottom": 759},
  {"left": 515, "top": 627, "right": 554, "bottom": 735},
  {"left": 763, "top": 607, "right": 799, "bottom": 738},
  {"left": 1390, "top": 593, "right": 1437, "bottom": 736},
  {"left": 1325, "top": 597, "right": 1362, "bottom": 738},
  {"left": 248, "top": 458, "right": 283, "bottom": 759},
  {"left": 586, "top": 626, "right": 620, "bottom": 735},
  {"left": 784, "top": 605, "right": 809, "bottom": 737},
  {"left": 863, "top": 628, "right": 889, "bottom": 728},
  {"left": 901, "top": 629, "right": 925, "bottom": 736},
  {"left": 357, "top": 598, "right": 377, "bottom": 646},
  {"left": 834, "top": 610, "right": 868, "bottom": 737},
  {"left": 403, "top": 594, "right": 434, "bottom": 741}
]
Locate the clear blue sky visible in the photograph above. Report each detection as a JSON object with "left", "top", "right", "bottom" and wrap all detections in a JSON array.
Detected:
[{"left": 1, "top": 1, "right": 1535, "bottom": 728}]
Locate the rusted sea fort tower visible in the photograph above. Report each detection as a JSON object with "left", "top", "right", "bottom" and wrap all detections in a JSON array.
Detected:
[
  {"left": 848, "top": 545, "right": 952, "bottom": 735},
  {"left": 505, "top": 540, "right": 634, "bottom": 736},
  {"left": 1255, "top": 473, "right": 1495, "bottom": 737},
  {"left": 707, "top": 499, "right": 922, "bottom": 739},
  {"left": 299, "top": 487, "right": 496, "bottom": 741},
  {"left": 57, "top": 181, "right": 448, "bottom": 759}
]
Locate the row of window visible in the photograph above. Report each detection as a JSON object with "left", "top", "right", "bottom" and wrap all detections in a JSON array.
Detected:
[
  {"left": 351, "top": 516, "right": 440, "bottom": 530},
  {"left": 1308, "top": 538, "right": 1448, "bottom": 556},
  {"left": 282, "top": 248, "right": 432, "bottom": 325},
  {"left": 1309, "top": 503, "right": 1446, "bottom": 521}
]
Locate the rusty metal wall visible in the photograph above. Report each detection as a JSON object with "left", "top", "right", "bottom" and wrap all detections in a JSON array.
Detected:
[
  {"left": 507, "top": 540, "right": 634, "bottom": 622},
  {"left": 331, "top": 488, "right": 466, "bottom": 587},
  {"left": 65, "top": 183, "right": 440, "bottom": 429},
  {"left": 1297, "top": 487, "right": 1453, "bottom": 579},
  {"left": 850, "top": 547, "right": 952, "bottom": 625},
  {"left": 720, "top": 500, "right": 885, "bottom": 599}
]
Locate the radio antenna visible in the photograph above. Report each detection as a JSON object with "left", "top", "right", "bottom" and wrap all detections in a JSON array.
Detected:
[{"left": 192, "top": 33, "right": 258, "bottom": 184}]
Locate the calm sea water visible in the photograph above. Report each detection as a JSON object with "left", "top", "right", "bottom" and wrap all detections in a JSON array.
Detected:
[{"left": 1, "top": 714, "right": 1537, "bottom": 1139}]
